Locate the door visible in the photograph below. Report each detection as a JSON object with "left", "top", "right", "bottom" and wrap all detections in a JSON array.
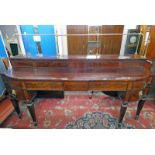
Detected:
[
  {"left": 67, "top": 25, "right": 88, "bottom": 55},
  {"left": 38, "top": 25, "right": 57, "bottom": 57},
  {"left": 20, "top": 25, "right": 38, "bottom": 57},
  {"left": 100, "top": 25, "right": 124, "bottom": 54},
  {"left": 20, "top": 25, "right": 57, "bottom": 57}
]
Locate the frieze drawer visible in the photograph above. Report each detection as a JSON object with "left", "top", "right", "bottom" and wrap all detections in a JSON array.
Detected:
[{"left": 25, "top": 81, "right": 63, "bottom": 90}]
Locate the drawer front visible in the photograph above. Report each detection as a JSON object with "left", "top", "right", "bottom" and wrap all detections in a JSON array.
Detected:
[
  {"left": 64, "top": 81, "right": 89, "bottom": 91},
  {"left": 25, "top": 81, "right": 63, "bottom": 90},
  {"left": 89, "top": 81, "right": 127, "bottom": 91}
]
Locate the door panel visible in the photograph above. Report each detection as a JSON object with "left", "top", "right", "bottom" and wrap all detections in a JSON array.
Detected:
[
  {"left": 100, "top": 25, "right": 124, "bottom": 54},
  {"left": 0, "top": 34, "right": 7, "bottom": 57},
  {"left": 20, "top": 25, "right": 38, "bottom": 57},
  {"left": 67, "top": 25, "right": 124, "bottom": 55},
  {"left": 38, "top": 25, "right": 57, "bottom": 57},
  {"left": 67, "top": 25, "right": 88, "bottom": 55}
]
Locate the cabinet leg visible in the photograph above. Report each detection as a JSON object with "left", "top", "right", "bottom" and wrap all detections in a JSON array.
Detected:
[
  {"left": 135, "top": 100, "right": 145, "bottom": 120},
  {"left": 27, "top": 103, "right": 37, "bottom": 126},
  {"left": 118, "top": 102, "right": 128, "bottom": 124},
  {"left": 10, "top": 96, "right": 22, "bottom": 118},
  {"left": 89, "top": 91, "right": 93, "bottom": 99}
]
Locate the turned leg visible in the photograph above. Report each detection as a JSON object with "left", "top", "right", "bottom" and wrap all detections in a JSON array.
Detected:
[
  {"left": 135, "top": 99, "right": 145, "bottom": 120},
  {"left": 118, "top": 102, "right": 128, "bottom": 124},
  {"left": 117, "top": 86, "right": 132, "bottom": 126},
  {"left": 10, "top": 95, "right": 22, "bottom": 118},
  {"left": 89, "top": 91, "right": 93, "bottom": 99},
  {"left": 27, "top": 102, "right": 37, "bottom": 126}
]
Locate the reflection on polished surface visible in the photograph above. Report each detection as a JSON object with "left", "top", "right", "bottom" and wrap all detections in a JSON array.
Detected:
[{"left": 10, "top": 53, "right": 147, "bottom": 60}]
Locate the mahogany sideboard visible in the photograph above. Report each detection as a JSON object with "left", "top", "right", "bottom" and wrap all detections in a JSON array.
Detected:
[{"left": 0, "top": 55, "right": 152, "bottom": 126}]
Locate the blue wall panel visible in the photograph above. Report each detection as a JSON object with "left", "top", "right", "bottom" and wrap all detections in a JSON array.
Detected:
[
  {"left": 38, "top": 25, "right": 57, "bottom": 56},
  {"left": 20, "top": 25, "right": 38, "bottom": 57},
  {"left": 0, "top": 35, "right": 7, "bottom": 96},
  {"left": 0, "top": 35, "right": 7, "bottom": 57},
  {"left": 0, "top": 60, "right": 6, "bottom": 97}
]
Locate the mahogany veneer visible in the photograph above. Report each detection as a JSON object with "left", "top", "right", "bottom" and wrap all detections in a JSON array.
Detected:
[{"left": 0, "top": 55, "right": 152, "bottom": 126}]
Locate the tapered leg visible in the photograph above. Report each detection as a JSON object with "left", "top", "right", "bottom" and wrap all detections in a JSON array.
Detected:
[
  {"left": 89, "top": 91, "right": 93, "bottom": 99},
  {"left": 27, "top": 103, "right": 37, "bottom": 126},
  {"left": 135, "top": 100, "right": 145, "bottom": 120},
  {"left": 10, "top": 95, "right": 22, "bottom": 118},
  {"left": 118, "top": 102, "right": 128, "bottom": 124}
]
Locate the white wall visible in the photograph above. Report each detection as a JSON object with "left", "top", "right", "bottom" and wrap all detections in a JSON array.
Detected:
[
  {"left": 16, "top": 25, "right": 26, "bottom": 55},
  {"left": 55, "top": 25, "right": 68, "bottom": 56},
  {"left": 0, "top": 25, "right": 23, "bottom": 55}
]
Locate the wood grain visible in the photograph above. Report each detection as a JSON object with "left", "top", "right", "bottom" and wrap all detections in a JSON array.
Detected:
[{"left": 1, "top": 55, "right": 152, "bottom": 124}]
